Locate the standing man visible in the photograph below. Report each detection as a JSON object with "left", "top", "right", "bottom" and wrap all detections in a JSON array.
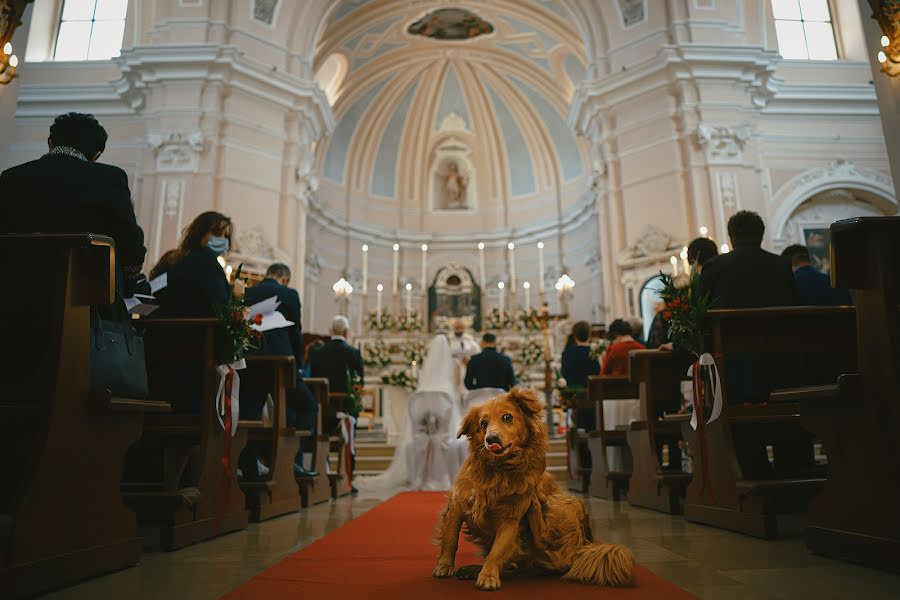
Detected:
[
  {"left": 243, "top": 263, "right": 318, "bottom": 478},
  {"left": 450, "top": 318, "right": 480, "bottom": 393},
  {"left": 464, "top": 333, "right": 517, "bottom": 391}
]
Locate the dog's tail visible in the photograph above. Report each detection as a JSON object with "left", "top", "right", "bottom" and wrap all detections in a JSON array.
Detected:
[{"left": 561, "top": 542, "right": 635, "bottom": 587}]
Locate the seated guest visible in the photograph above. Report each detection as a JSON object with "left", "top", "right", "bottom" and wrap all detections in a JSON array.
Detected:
[
  {"left": 628, "top": 317, "right": 645, "bottom": 346},
  {"left": 645, "top": 302, "right": 669, "bottom": 350},
  {"left": 148, "top": 249, "right": 178, "bottom": 304},
  {"left": 0, "top": 112, "right": 146, "bottom": 298},
  {"left": 464, "top": 333, "right": 516, "bottom": 391},
  {"left": 162, "top": 211, "right": 245, "bottom": 317},
  {"left": 241, "top": 263, "right": 318, "bottom": 478},
  {"left": 309, "top": 315, "right": 364, "bottom": 416},
  {"left": 781, "top": 244, "right": 851, "bottom": 306},
  {"left": 302, "top": 340, "right": 324, "bottom": 378},
  {"left": 561, "top": 320, "right": 600, "bottom": 388},
  {"left": 601, "top": 319, "right": 645, "bottom": 376}
]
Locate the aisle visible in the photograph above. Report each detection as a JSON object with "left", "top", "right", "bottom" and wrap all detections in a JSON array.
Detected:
[{"left": 220, "top": 492, "right": 696, "bottom": 599}]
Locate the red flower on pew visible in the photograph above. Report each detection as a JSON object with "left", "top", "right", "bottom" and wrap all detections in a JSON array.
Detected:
[{"left": 252, "top": 313, "right": 263, "bottom": 326}]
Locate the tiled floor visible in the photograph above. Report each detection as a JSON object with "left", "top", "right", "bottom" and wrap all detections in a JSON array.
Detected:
[{"left": 44, "top": 490, "right": 900, "bottom": 600}]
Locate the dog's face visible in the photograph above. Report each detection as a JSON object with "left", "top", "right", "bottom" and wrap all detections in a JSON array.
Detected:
[{"left": 458, "top": 389, "right": 546, "bottom": 465}]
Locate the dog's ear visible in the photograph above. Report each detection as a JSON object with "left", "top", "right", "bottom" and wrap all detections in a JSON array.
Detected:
[
  {"left": 507, "top": 388, "right": 544, "bottom": 419},
  {"left": 457, "top": 404, "right": 481, "bottom": 439}
]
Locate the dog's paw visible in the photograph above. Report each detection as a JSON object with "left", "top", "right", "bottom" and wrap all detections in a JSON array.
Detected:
[
  {"left": 432, "top": 563, "right": 455, "bottom": 578},
  {"left": 454, "top": 565, "right": 482, "bottom": 580},
  {"left": 475, "top": 571, "right": 501, "bottom": 591}
]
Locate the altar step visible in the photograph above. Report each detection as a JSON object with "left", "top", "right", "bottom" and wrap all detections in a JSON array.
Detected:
[{"left": 354, "top": 438, "right": 570, "bottom": 483}]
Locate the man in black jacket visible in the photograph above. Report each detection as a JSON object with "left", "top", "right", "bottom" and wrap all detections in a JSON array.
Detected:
[
  {"left": 0, "top": 112, "right": 146, "bottom": 296},
  {"left": 243, "top": 263, "right": 318, "bottom": 478},
  {"left": 309, "top": 315, "right": 364, "bottom": 401},
  {"left": 464, "top": 333, "right": 517, "bottom": 391}
]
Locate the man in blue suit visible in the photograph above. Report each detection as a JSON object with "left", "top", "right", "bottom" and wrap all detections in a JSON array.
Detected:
[
  {"left": 464, "top": 333, "right": 517, "bottom": 391},
  {"left": 781, "top": 244, "right": 852, "bottom": 306}
]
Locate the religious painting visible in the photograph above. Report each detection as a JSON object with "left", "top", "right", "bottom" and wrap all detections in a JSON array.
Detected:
[
  {"left": 408, "top": 8, "right": 494, "bottom": 41},
  {"left": 803, "top": 227, "right": 831, "bottom": 274},
  {"left": 428, "top": 264, "right": 481, "bottom": 331}
]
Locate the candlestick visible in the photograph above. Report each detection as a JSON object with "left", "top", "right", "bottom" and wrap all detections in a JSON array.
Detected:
[
  {"left": 537, "top": 242, "right": 545, "bottom": 294},
  {"left": 507, "top": 242, "right": 516, "bottom": 292},
  {"left": 670, "top": 256, "right": 678, "bottom": 276},
  {"left": 498, "top": 281, "right": 505, "bottom": 318},
  {"left": 523, "top": 281, "right": 531, "bottom": 311},
  {"left": 478, "top": 242, "right": 486, "bottom": 291},
  {"left": 362, "top": 244, "right": 368, "bottom": 294},
  {"left": 392, "top": 243, "right": 400, "bottom": 296},
  {"left": 421, "top": 244, "right": 428, "bottom": 292},
  {"left": 405, "top": 282, "right": 412, "bottom": 317},
  {"left": 376, "top": 283, "right": 383, "bottom": 318}
]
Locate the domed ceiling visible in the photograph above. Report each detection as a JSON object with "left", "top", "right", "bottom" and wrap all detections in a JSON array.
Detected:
[{"left": 313, "top": 0, "right": 588, "bottom": 235}]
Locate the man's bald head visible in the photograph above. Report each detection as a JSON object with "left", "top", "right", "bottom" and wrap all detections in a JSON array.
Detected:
[{"left": 452, "top": 319, "right": 466, "bottom": 334}]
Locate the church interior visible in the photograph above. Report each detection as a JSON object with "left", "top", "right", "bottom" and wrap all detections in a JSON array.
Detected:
[{"left": 1, "top": 0, "right": 899, "bottom": 598}]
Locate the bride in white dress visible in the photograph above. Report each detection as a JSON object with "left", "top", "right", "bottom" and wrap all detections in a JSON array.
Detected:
[{"left": 356, "top": 334, "right": 467, "bottom": 492}]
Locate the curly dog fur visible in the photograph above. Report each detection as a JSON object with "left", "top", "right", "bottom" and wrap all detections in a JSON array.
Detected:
[{"left": 433, "top": 388, "right": 634, "bottom": 591}]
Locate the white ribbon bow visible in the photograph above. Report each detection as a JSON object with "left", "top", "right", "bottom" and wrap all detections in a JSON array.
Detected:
[
  {"left": 215, "top": 359, "right": 246, "bottom": 436},
  {"left": 336, "top": 411, "right": 357, "bottom": 456},
  {"left": 687, "top": 353, "right": 723, "bottom": 431}
]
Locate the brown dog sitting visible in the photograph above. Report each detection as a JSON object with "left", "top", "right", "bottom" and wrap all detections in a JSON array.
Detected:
[{"left": 433, "top": 388, "right": 634, "bottom": 591}]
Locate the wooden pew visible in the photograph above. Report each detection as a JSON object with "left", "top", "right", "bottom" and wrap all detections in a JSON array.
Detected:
[
  {"left": 125, "top": 318, "right": 248, "bottom": 550},
  {"left": 325, "top": 392, "right": 354, "bottom": 498},
  {"left": 238, "top": 356, "right": 303, "bottom": 521},
  {"left": 681, "top": 306, "right": 856, "bottom": 538},
  {"left": 0, "top": 234, "right": 168, "bottom": 598},
  {"left": 565, "top": 390, "right": 590, "bottom": 494},
  {"left": 587, "top": 375, "right": 641, "bottom": 500},
  {"left": 626, "top": 350, "right": 693, "bottom": 514},
  {"left": 799, "top": 217, "right": 900, "bottom": 571},
  {"left": 299, "top": 378, "right": 333, "bottom": 506}
]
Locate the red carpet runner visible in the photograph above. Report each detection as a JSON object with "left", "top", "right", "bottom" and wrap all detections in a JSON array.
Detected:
[{"left": 221, "top": 492, "right": 696, "bottom": 599}]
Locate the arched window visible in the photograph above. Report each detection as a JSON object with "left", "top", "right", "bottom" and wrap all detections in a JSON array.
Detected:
[
  {"left": 638, "top": 275, "right": 665, "bottom": 341},
  {"left": 772, "top": 0, "right": 837, "bottom": 60},
  {"left": 54, "top": 0, "right": 128, "bottom": 61}
]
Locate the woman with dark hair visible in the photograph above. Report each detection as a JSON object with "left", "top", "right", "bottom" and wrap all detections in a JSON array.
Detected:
[
  {"left": 162, "top": 211, "right": 244, "bottom": 316},
  {"left": 561, "top": 321, "right": 600, "bottom": 388},
  {"left": 600, "top": 319, "right": 645, "bottom": 375}
]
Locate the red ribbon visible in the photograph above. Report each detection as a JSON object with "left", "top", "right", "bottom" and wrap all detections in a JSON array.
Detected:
[
  {"left": 215, "top": 367, "right": 235, "bottom": 530},
  {"left": 692, "top": 361, "right": 717, "bottom": 503}
]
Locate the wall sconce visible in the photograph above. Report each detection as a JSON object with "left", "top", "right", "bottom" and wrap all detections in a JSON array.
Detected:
[
  {"left": 870, "top": 0, "right": 900, "bottom": 76},
  {"left": 0, "top": 0, "right": 32, "bottom": 85},
  {"left": 333, "top": 277, "right": 353, "bottom": 299}
]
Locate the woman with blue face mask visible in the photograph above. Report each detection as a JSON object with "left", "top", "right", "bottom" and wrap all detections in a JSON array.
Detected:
[{"left": 159, "top": 211, "right": 244, "bottom": 319}]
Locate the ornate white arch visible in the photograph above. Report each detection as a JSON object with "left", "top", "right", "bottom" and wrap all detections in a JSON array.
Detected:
[{"left": 770, "top": 159, "right": 897, "bottom": 243}]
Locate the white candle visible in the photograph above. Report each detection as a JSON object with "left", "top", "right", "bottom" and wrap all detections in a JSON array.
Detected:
[
  {"left": 405, "top": 282, "right": 412, "bottom": 317},
  {"left": 498, "top": 281, "right": 505, "bottom": 318},
  {"left": 680, "top": 246, "right": 690, "bottom": 275},
  {"left": 670, "top": 256, "right": 678, "bottom": 276},
  {"left": 699, "top": 226, "right": 709, "bottom": 238},
  {"left": 523, "top": 281, "right": 531, "bottom": 311},
  {"left": 362, "top": 244, "right": 368, "bottom": 294},
  {"left": 507, "top": 242, "right": 516, "bottom": 292},
  {"left": 421, "top": 244, "right": 428, "bottom": 293},
  {"left": 478, "top": 242, "right": 486, "bottom": 291},
  {"left": 392, "top": 243, "right": 400, "bottom": 296},
  {"left": 376, "top": 283, "right": 383, "bottom": 318},
  {"left": 537, "top": 242, "right": 545, "bottom": 293}
]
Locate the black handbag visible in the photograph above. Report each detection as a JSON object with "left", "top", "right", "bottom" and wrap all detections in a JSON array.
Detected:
[{"left": 90, "top": 308, "right": 149, "bottom": 399}]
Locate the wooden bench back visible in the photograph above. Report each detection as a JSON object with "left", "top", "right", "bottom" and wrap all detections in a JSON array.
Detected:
[{"left": 587, "top": 375, "right": 640, "bottom": 432}]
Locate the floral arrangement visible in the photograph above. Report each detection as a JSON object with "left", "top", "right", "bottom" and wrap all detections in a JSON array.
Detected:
[
  {"left": 516, "top": 308, "right": 543, "bottom": 331},
  {"left": 362, "top": 340, "right": 392, "bottom": 369},
  {"left": 657, "top": 271, "right": 712, "bottom": 357},
  {"left": 366, "top": 311, "right": 395, "bottom": 332},
  {"left": 402, "top": 340, "right": 427, "bottom": 366},
  {"left": 212, "top": 264, "right": 261, "bottom": 363},
  {"left": 345, "top": 368, "right": 365, "bottom": 417},
  {"left": 380, "top": 368, "right": 418, "bottom": 391},
  {"left": 553, "top": 367, "right": 584, "bottom": 408},
  {"left": 518, "top": 339, "right": 544, "bottom": 369},
  {"left": 589, "top": 339, "right": 608, "bottom": 362},
  {"left": 395, "top": 311, "right": 424, "bottom": 332},
  {"left": 484, "top": 307, "right": 514, "bottom": 331}
]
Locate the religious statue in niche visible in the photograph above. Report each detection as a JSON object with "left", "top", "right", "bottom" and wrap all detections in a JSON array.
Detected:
[
  {"left": 408, "top": 8, "right": 494, "bottom": 40},
  {"left": 432, "top": 158, "right": 473, "bottom": 211},
  {"left": 443, "top": 162, "right": 468, "bottom": 209}
]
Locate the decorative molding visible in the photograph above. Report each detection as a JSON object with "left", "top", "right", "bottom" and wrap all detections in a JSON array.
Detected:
[
  {"left": 770, "top": 159, "right": 897, "bottom": 242},
  {"left": 616, "top": 225, "right": 684, "bottom": 269},
  {"left": 716, "top": 170, "right": 740, "bottom": 215},
  {"left": 305, "top": 252, "right": 322, "bottom": 283},
  {"left": 774, "top": 189, "right": 888, "bottom": 253},
  {"left": 696, "top": 123, "right": 752, "bottom": 164},
  {"left": 615, "top": 0, "right": 647, "bottom": 29},
  {"left": 229, "top": 225, "right": 290, "bottom": 273},
  {"left": 437, "top": 111, "right": 469, "bottom": 134},
  {"left": 162, "top": 179, "right": 185, "bottom": 218},
  {"left": 146, "top": 131, "right": 205, "bottom": 172}
]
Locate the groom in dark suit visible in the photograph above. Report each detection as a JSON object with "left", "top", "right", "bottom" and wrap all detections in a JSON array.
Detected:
[
  {"left": 464, "top": 333, "right": 517, "bottom": 391},
  {"left": 0, "top": 112, "right": 146, "bottom": 296},
  {"left": 309, "top": 315, "right": 364, "bottom": 407}
]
